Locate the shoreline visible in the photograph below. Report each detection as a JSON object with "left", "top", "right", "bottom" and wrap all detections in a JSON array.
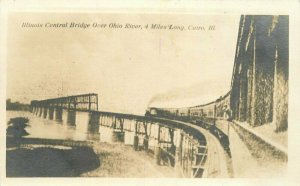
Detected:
[{"left": 6, "top": 137, "right": 179, "bottom": 177}]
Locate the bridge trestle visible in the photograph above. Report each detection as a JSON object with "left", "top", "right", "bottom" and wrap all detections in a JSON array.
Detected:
[{"left": 30, "top": 94, "right": 208, "bottom": 178}]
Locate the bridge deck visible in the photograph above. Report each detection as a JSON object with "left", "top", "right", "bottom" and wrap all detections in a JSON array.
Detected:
[
  {"left": 31, "top": 93, "right": 98, "bottom": 111},
  {"left": 150, "top": 117, "right": 230, "bottom": 178},
  {"left": 29, "top": 103, "right": 231, "bottom": 178}
]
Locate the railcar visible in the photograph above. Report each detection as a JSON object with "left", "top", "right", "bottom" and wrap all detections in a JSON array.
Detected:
[{"left": 146, "top": 91, "right": 231, "bottom": 153}]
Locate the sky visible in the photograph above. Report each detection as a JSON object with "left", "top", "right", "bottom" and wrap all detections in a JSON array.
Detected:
[{"left": 7, "top": 13, "right": 240, "bottom": 115}]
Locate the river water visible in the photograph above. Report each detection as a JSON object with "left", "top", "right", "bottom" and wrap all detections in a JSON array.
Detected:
[
  {"left": 7, "top": 110, "right": 186, "bottom": 160},
  {"left": 6, "top": 111, "right": 136, "bottom": 144}
]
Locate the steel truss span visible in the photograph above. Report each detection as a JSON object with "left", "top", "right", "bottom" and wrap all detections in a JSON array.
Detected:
[{"left": 30, "top": 93, "right": 98, "bottom": 111}]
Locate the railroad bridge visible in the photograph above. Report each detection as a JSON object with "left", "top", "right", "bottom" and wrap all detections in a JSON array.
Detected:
[
  {"left": 28, "top": 15, "right": 288, "bottom": 178},
  {"left": 30, "top": 93, "right": 229, "bottom": 178},
  {"left": 30, "top": 93, "right": 98, "bottom": 123}
]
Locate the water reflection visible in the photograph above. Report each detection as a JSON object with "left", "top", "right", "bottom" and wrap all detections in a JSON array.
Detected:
[
  {"left": 6, "top": 111, "right": 181, "bottom": 150},
  {"left": 6, "top": 111, "right": 110, "bottom": 143}
]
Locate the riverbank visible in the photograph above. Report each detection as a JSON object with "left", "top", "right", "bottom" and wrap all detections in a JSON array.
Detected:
[
  {"left": 6, "top": 137, "right": 100, "bottom": 177},
  {"left": 7, "top": 145, "right": 100, "bottom": 177},
  {"left": 6, "top": 137, "right": 179, "bottom": 177},
  {"left": 82, "top": 142, "right": 179, "bottom": 177}
]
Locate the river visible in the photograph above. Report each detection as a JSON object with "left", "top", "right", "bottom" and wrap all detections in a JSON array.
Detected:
[{"left": 6, "top": 110, "right": 137, "bottom": 144}]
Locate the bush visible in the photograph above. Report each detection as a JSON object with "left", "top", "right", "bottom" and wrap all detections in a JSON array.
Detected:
[{"left": 7, "top": 117, "right": 29, "bottom": 138}]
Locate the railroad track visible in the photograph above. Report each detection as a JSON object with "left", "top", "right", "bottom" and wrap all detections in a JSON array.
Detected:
[{"left": 154, "top": 117, "right": 230, "bottom": 178}]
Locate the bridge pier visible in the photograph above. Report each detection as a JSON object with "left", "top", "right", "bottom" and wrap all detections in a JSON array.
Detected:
[
  {"left": 30, "top": 106, "right": 34, "bottom": 113},
  {"left": 154, "top": 146, "right": 162, "bottom": 165},
  {"left": 88, "top": 112, "right": 100, "bottom": 136},
  {"left": 133, "top": 135, "right": 139, "bottom": 151},
  {"left": 39, "top": 107, "right": 43, "bottom": 117},
  {"left": 55, "top": 107, "right": 63, "bottom": 121},
  {"left": 143, "top": 136, "right": 149, "bottom": 150},
  {"left": 43, "top": 107, "right": 48, "bottom": 119},
  {"left": 86, "top": 112, "right": 100, "bottom": 140},
  {"left": 174, "top": 131, "right": 183, "bottom": 176},
  {"left": 154, "top": 125, "right": 162, "bottom": 165},
  {"left": 88, "top": 112, "right": 100, "bottom": 133},
  {"left": 67, "top": 110, "right": 76, "bottom": 125},
  {"left": 169, "top": 144, "right": 176, "bottom": 167},
  {"left": 142, "top": 121, "right": 150, "bottom": 150},
  {"left": 112, "top": 131, "right": 125, "bottom": 142},
  {"left": 49, "top": 107, "right": 54, "bottom": 120},
  {"left": 133, "top": 120, "right": 140, "bottom": 150}
]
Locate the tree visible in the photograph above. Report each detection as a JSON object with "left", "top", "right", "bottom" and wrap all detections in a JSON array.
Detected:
[{"left": 7, "top": 117, "right": 29, "bottom": 138}]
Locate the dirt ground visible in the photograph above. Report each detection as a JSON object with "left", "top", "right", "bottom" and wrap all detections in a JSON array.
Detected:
[
  {"left": 81, "top": 141, "right": 180, "bottom": 177},
  {"left": 7, "top": 145, "right": 100, "bottom": 177},
  {"left": 6, "top": 138, "right": 180, "bottom": 177}
]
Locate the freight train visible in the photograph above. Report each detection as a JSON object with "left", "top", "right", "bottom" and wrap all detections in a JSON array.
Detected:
[{"left": 146, "top": 91, "right": 232, "bottom": 154}]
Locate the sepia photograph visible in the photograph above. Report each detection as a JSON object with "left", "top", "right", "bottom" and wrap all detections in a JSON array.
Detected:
[{"left": 1, "top": 1, "right": 299, "bottom": 186}]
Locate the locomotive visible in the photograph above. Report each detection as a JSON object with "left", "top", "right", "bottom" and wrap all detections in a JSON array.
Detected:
[{"left": 146, "top": 91, "right": 231, "bottom": 154}]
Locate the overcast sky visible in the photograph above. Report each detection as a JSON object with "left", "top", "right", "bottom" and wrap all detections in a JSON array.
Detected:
[{"left": 7, "top": 13, "right": 240, "bottom": 114}]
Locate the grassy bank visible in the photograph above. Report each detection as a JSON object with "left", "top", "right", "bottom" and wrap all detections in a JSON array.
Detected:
[
  {"left": 7, "top": 146, "right": 100, "bottom": 177},
  {"left": 81, "top": 142, "right": 179, "bottom": 177},
  {"left": 6, "top": 137, "right": 179, "bottom": 177}
]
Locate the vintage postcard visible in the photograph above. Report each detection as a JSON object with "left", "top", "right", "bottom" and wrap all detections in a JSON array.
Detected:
[{"left": 1, "top": 0, "right": 299, "bottom": 186}]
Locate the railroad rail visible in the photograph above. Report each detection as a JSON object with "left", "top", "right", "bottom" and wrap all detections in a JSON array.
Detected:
[{"left": 30, "top": 102, "right": 229, "bottom": 178}]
